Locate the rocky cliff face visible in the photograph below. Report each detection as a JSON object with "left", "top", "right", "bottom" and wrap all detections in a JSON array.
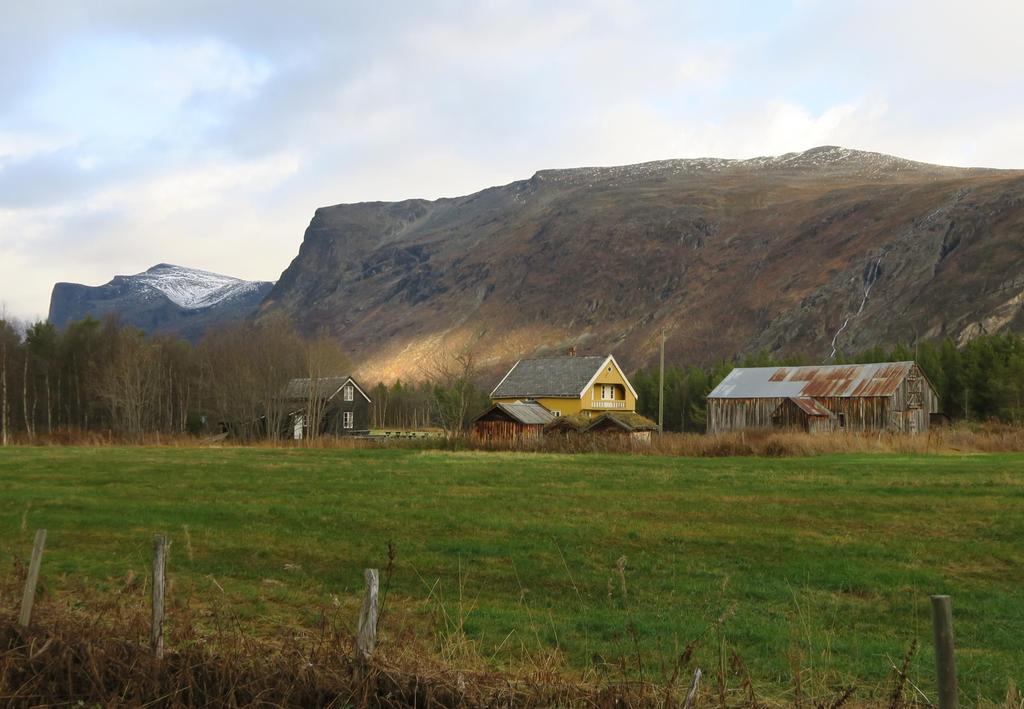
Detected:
[
  {"left": 50, "top": 264, "right": 275, "bottom": 341},
  {"left": 261, "top": 146, "right": 1024, "bottom": 380}
]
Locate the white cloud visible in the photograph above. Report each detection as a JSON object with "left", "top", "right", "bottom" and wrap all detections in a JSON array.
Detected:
[
  {"left": 0, "top": 130, "right": 73, "bottom": 163},
  {"left": 90, "top": 152, "right": 301, "bottom": 216}
]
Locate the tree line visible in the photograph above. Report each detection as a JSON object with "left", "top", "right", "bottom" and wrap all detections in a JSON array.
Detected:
[
  {"left": 631, "top": 333, "right": 1024, "bottom": 432},
  {"left": 0, "top": 314, "right": 489, "bottom": 442},
  {"left": 2, "top": 311, "right": 1021, "bottom": 442}
]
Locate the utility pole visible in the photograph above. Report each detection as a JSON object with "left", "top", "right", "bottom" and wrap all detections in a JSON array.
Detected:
[
  {"left": 1, "top": 332, "right": 6, "bottom": 447},
  {"left": 658, "top": 328, "right": 665, "bottom": 434},
  {"left": 1, "top": 306, "right": 7, "bottom": 447}
]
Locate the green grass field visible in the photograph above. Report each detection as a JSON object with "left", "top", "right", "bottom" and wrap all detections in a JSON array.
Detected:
[{"left": 1, "top": 447, "right": 1021, "bottom": 702}]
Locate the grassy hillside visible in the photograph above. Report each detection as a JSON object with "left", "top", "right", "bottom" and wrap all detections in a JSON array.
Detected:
[{"left": 1, "top": 447, "right": 1021, "bottom": 702}]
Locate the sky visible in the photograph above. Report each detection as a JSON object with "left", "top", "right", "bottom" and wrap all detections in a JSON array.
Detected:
[{"left": 2, "top": 0, "right": 1023, "bottom": 320}]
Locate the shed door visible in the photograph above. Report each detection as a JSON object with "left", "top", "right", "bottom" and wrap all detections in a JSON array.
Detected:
[
  {"left": 906, "top": 412, "right": 918, "bottom": 434},
  {"left": 906, "top": 368, "right": 923, "bottom": 410},
  {"left": 293, "top": 415, "right": 304, "bottom": 440}
]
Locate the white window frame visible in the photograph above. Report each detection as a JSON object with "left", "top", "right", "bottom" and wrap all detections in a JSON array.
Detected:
[
  {"left": 550, "top": 410, "right": 561, "bottom": 417},
  {"left": 343, "top": 384, "right": 354, "bottom": 401},
  {"left": 343, "top": 411, "right": 354, "bottom": 429},
  {"left": 601, "top": 384, "right": 615, "bottom": 400}
]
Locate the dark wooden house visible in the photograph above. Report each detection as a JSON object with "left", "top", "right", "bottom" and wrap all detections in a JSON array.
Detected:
[
  {"left": 707, "top": 362, "right": 939, "bottom": 434},
  {"left": 471, "top": 401, "right": 555, "bottom": 444},
  {"left": 282, "top": 376, "right": 371, "bottom": 439}
]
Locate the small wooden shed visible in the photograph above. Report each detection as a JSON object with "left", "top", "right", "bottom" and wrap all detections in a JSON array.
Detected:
[
  {"left": 584, "top": 411, "right": 658, "bottom": 444},
  {"left": 771, "top": 397, "right": 836, "bottom": 433},
  {"left": 471, "top": 401, "right": 555, "bottom": 444}
]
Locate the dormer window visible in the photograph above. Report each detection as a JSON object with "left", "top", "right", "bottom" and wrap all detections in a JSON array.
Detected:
[{"left": 343, "top": 384, "right": 354, "bottom": 401}]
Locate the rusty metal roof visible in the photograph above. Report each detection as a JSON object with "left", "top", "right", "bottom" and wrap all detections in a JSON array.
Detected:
[
  {"left": 786, "top": 397, "right": 835, "bottom": 417},
  {"left": 708, "top": 361, "right": 916, "bottom": 399}
]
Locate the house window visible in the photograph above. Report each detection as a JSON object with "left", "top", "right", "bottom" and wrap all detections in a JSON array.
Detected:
[
  {"left": 837, "top": 413, "right": 847, "bottom": 428},
  {"left": 343, "top": 411, "right": 354, "bottom": 429},
  {"left": 343, "top": 385, "right": 354, "bottom": 401},
  {"left": 601, "top": 385, "right": 615, "bottom": 400},
  {"left": 550, "top": 410, "right": 561, "bottom": 417}
]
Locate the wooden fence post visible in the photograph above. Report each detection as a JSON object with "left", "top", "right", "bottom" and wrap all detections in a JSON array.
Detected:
[
  {"left": 356, "top": 568, "right": 379, "bottom": 666},
  {"left": 18, "top": 529, "right": 47, "bottom": 627},
  {"left": 930, "top": 594, "right": 958, "bottom": 709},
  {"left": 683, "top": 667, "right": 702, "bottom": 709},
  {"left": 152, "top": 535, "right": 168, "bottom": 659}
]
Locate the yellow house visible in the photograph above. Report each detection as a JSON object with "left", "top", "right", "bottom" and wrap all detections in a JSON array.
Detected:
[{"left": 490, "top": 354, "right": 638, "bottom": 417}]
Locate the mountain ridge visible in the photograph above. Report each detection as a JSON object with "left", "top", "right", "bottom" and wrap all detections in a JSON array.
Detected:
[
  {"left": 261, "top": 146, "right": 1024, "bottom": 381},
  {"left": 49, "top": 263, "right": 275, "bottom": 341}
]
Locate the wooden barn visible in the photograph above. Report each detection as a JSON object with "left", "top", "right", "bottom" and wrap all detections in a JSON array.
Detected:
[
  {"left": 707, "top": 361, "right": 939, "bottom": 434},
  {"left": 471, "top": 401, "right": 555, "bottom": 444}
]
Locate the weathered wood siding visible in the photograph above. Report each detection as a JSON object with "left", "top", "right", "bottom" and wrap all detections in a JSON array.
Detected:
[
  {"left": 770, "top": 399, "right": 835, "bottom": 433},
  {"left": 323, "top": 395, "right": 372, "bottom": 435},
  {"left": 708, "top": 397, "right": 784, "bottom": 433},
  {"left": 710, "top": 396, "right": 895, "bottom": 433},
  {"left": 471, "top": 420, "right": 544, "bottom": 444}
]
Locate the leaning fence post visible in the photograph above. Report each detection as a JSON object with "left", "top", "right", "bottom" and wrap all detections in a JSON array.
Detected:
[
  {"left": 356, "top": 568, "right": 379, "bottom": 667},
  {"left": 152, "top": 535, "right": 168, "bottom": 659},
  {"left": 683, "top": 667, "right": 702, "bottom": 709},
  {"left": 930, "top": 594, "right": 958, "bottom": 709},
  {"left": 18, "top": 529, "right": 47, "bottom": 627}
]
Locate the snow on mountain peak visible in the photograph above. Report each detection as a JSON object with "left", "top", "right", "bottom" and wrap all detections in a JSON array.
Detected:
[{"left": 133, "top": 263, "right": 272, "bottom": 310}]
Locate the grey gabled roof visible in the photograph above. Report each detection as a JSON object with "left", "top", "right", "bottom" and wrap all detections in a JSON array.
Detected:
[
  {"left": 491, "top": 355, "right": 610, "bottom": 398},
  {"left": 474, "top": 401, "right": 556, "bottom": 425},
  {"left": 708, "top": 362, "right": 917, "bottom": 399},
  {"left": 282, "top": 376, "right": 365, "bottom": 401}
]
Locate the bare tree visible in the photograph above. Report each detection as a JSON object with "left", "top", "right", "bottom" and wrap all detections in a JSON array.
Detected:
[
  {"left": 97, "top": 326, "right": 162, "bottom": 437},
  {"left": 371, "top": 382, "right": 390, "bottom": 429},
  {"left": 302, "top": 332, "right": 349, "bottom": 439},
  {"left": 22, "top": 350, "right": 32, "bottom": 441},
  {"left": 196, "top": 316, "right": 307, "bottom": 440},
  {"left": 424, "top": 343, "right": 482, "bottom": 437},
  {"left": 253, "top": 314, "right": 304, "bottom": 440}
]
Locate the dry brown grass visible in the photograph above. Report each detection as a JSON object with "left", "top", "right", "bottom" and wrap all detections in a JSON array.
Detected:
[
  {"left": 472, "top": 423, "right": 1024, "bottom": 457},
  {"left": 4, "top": 590, "right": 1022, "bottom": 708},
  {"left": 6, "top": 422, "right": 1024, "bottom": 457},
  {"left": 0, "top": 597, "right": 733, "bottom": 708}
]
